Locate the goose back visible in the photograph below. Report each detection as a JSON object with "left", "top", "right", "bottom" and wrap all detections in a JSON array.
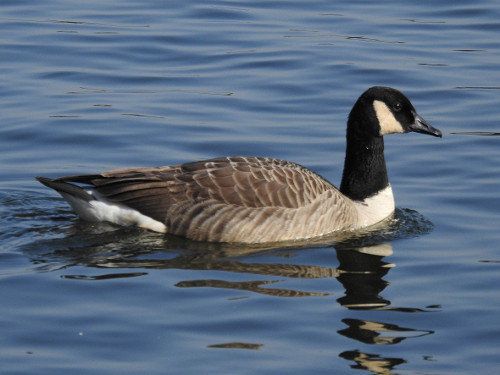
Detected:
[{"left": 58, "top": 156, "right": 359, "bottom": 242}]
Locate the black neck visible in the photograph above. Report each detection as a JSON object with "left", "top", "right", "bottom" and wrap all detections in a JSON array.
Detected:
[{"left": 339, "top": 132, "right": 389, "bottom": 201}]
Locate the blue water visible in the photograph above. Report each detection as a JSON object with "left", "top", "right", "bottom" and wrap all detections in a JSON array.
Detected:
[{"left": 1, "top": 0, "right": 500, "bottom": 374}]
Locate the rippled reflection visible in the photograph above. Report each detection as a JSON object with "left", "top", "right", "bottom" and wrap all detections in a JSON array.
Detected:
[
  {"left": 339, "top": 350, "right": 406, "bottom": 374},
  {"left": 207, "top": 342, "right": 263, "bottom": 350},
  {"left": 27, "top": 207, "right": 435, "bottom": 374},
  {"left": 338, "top": 319, "right": 433, "bottom": 345},
  {"left": 28, "top": 208, "right": 434, "bottom": 302}
]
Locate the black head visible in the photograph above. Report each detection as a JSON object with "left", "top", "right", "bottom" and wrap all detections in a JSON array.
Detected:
[{"left": 347, "top": 86, "right": 442, "bottom": 139}]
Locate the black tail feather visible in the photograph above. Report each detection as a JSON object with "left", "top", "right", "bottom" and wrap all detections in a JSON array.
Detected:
[{"left": 35, "top": 176, "right": 94, "bottom": 202}]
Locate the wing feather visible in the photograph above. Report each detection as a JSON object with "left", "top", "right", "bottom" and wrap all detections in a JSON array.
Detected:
[{"left": 55, "top": 157, "right": 339, "bottom": 226}]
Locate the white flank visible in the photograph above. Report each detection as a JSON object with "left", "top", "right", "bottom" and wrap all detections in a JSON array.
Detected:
[
  {"left": 373, "top": 100, "right": 405, "bottom": 135},
  {"left": 353, "top": 185, "right": 395, "bottom": 227},
  {"left": 59, "top": 190, "right": 167, "bottom": 233}
]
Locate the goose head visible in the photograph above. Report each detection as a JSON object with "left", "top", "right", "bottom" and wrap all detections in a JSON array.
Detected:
[{"left": 347, "top": 86, "right": 442, "bottom": 139}]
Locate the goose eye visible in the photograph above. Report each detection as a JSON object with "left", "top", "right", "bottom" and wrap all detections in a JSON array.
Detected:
[{"left": 393, "top": 103, "right": 402, "bottom": 112}]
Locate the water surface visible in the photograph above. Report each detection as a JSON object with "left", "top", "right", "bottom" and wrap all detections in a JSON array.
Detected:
[{"left": 1, "top": 1, "right": 500, "bottom": 374}]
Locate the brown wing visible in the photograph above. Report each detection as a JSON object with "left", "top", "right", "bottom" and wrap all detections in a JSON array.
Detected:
[{"left": 57, "top": 156, "right": 337, "bottom": 224}]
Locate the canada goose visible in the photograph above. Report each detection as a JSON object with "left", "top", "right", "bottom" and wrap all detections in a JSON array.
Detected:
[{"left": 36, "top": 86, "right": 441, "bottom": 243}]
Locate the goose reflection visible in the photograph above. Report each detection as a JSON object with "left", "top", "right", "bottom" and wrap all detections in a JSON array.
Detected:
[
  {"left": 33, "top": 208, "right": 436, "bottom": 375},
  {"left": 335, "top": 243, "right": 393, "bottom": 309},
  {"left": 85, "top": 240, "right": 392, "bottom": 301},
  {"left": 44, "top": 208, "right": 433, "bottom": 304},
  {"left": 339, "top": 350, "right": 406, "bottom": 375},
  {"left": 338, "top": 318, "right": 433, "bottom": 345},
  {"left": 61, "top": 234, "right": 342, "bottom": 297}
]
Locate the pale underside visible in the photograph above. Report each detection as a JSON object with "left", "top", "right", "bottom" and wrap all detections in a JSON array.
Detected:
[{"left": 58, "top": 156, "right": 393, "bottom": 243}]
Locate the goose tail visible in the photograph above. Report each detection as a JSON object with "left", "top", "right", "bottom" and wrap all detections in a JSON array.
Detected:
[{"left": 35, "top": 176, "right": 167, "bottom": 233}]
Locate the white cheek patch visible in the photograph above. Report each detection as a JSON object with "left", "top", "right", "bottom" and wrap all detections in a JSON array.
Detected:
[{"left": 373, "top": 100, "right": 405, "bottom": 135}]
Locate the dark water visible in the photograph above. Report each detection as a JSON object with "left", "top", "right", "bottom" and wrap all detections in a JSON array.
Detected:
[{"left": 1, "top": 1, "right": 500, "bottom": 374}]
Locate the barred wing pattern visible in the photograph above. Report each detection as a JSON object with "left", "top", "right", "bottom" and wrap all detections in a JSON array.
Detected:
[{"left": 56, "top": 157, "right": 359, "bottom": 242}]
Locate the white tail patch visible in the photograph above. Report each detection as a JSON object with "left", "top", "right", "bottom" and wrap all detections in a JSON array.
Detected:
[
  {"left": 59, "top": 190, "right": 167, "bottom": 233},
  {"left": 373, "top": 100, "right": 405, "bottom": 135}
]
